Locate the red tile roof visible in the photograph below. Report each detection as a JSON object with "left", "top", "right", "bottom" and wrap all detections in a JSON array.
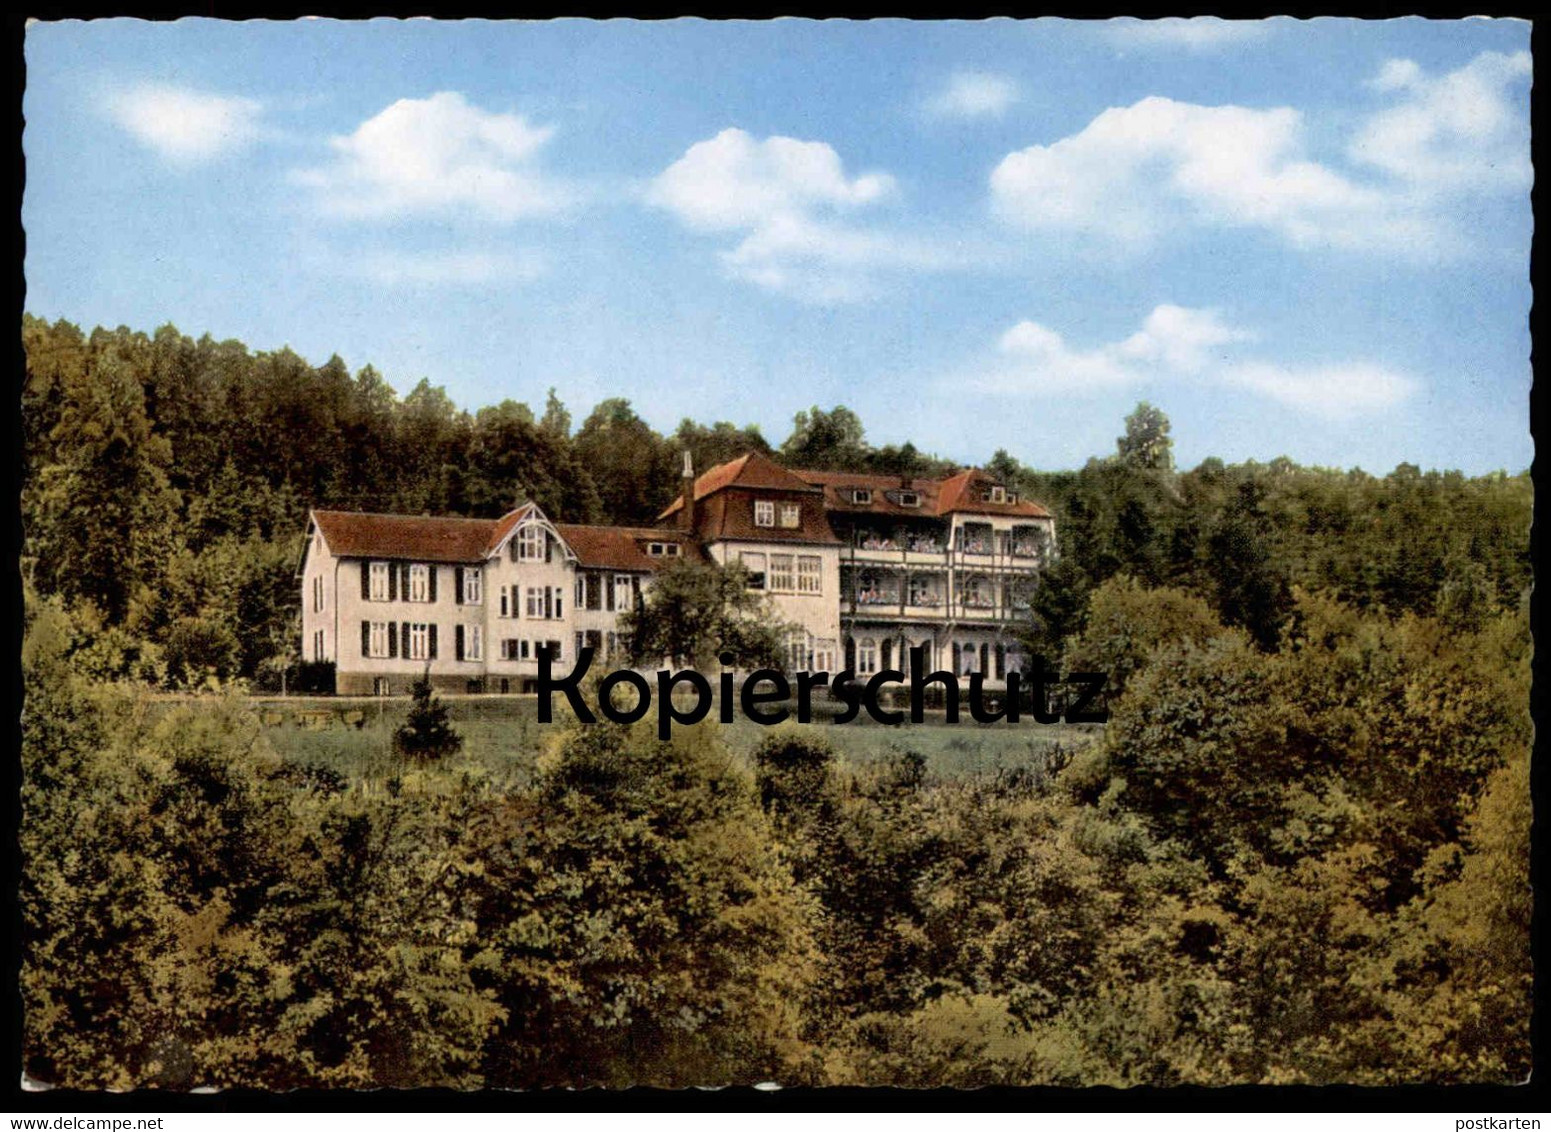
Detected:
[
  {"left": 935, "top": 469, "right": 1051, "bottom": 518},
  {"left": 553, "top": 525, "right": 710, "bottom": 572},
  {"left": 313, "top": 509, "right": 507, "bottom": 563},
  {"left": 659, "top": 451, "right": 821, "bottom": 519},
  {"left": 796, "top": 470, "right": 946, "bottom": 517},
  {"left": 690, "top": 491, "right": 842, "bottom": 545},
  {"left": 486, "top": 504, "right": 535, "bottom": 554}
]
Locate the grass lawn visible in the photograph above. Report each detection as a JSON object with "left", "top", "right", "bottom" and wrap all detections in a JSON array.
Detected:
[{"left": 255, "top": 693, "right": 1099, "bottom": 792}]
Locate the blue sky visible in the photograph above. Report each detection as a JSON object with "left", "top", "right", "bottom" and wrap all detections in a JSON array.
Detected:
[{"left": 23, "top": 18, "right": 1533, "bottom": 474}]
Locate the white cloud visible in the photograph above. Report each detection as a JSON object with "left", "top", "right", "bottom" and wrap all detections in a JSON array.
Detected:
[
  {"left": 106, "top": 83, "right": 264, "bottom": 164},
  {"left": 989, "top": 51, "right": 1529, "bottom": 256},
  {"left": 1105, "top": 18, "right": 1272, "bottom": 50},
  {"left": 1115, "top": 304, "right": 1256, "bottom": 371},
  {"left": 1222, "top": 361, "right": 1417, "bottom": 417},
  {"left": 1350, "top": 50, "right": 1532, "bottom": 194},
  {"left": 990, "top": 95, "right": 1421, "bottom": 251},
  {"left": 648, "top": 127, "right": 944, "bottom": 302},
  {"left": 648, "top": 128, "right": 893, "bottom": 230},
  {"left": 926, "top": 72, "right": 1019, "bottom": 119},
  {"left": 293, "top": 92, "right": 570, "bottom": 222},
  {"left": 963, "top": 304, "right": 1415, "bottom": 418}
]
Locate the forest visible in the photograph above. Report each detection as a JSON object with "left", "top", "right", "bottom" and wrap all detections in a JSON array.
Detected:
[{"left": 20, "top": 314, "right": 1534, "bottom": 1088}]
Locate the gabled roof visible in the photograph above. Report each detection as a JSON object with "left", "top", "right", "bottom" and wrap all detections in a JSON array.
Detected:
[
  {"left": 659, "top": 451, "right": 821, "bottom": 520},
  {"left": 486, "top": 504, "right": 536, "bottom": 554},
  {"left": 795, "top": 470, "right": 946, "bottom": 517},
  {"left": 553, "top": 524, "right": 711, "bottom": 572},
  {"left": 696, "top": 491, "right": 843, "bottom": 545},
  {"left": 935, "top": 469, "right": 1051, "bottom": 518},
  {"left": 311, "top": 509, "right": 511, "bottom": 564}
]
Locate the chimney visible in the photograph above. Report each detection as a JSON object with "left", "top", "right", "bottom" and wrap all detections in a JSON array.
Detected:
[{"left": 679, "top": 450, "right": 696, "bottom": 532}]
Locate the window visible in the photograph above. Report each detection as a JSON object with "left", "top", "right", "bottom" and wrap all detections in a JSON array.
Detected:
[
  {"left": 960, "top": 641, "right": 980, "bottom": 674},
  {"left": 502, "top": 638, "right": 520, "bottom": 661},
  {"left": 313, "top": 629, "right": 325, "bottom": 662},
  {"left": 370, "top": 561, "right": 389, "bottom": 601},
  {"left": 647, "top": 542, "right": 681, "bottom": 557},
  {"left": 991, "top": 486, "right": 1007, "bottom": 503},
  {"left": 409, "top": 564, "right": 429, "bottom": 602},
  {"left": 740, "top": 551, "right": 767, "bottom": 589},
  {"left": 851, "top": 489, "right": 872, "bottom": 505},
  {"left": 769, "top": 554, "right": 794, "bottom": 592},
  {"left": 519, "top": 525, "right": 545, "bottom": 561},
  {"left": 611, "top": 574, "right": 633, "bottom": 611},
  {"left": 466, "top": 625, "right": 483, "bottom": 661},
  {"left": 812, "top": 639, "right": 837, "bottom": 674},
  {"left": 312, "top": 575, "right": 324, "bottom": 612},
  {"left": 584, "top": 573, "right": 602, "bottom": 611},
  {"left": 526, "top": 587, "right": 543, "bottom": 618},
  {"left": 368, "top": 621, "right": 390, "bottom": 658},
  {"left": 408, "top": 623, "right": 430, "bottom": 661},
  {"left": 797, "top": 555, "right": 822, "bottom": 594},
  {"left": 754, "top": 500, "right": 775, "bottom": 527},
  {"left": 857, "top": 637, "right": 878, "bottom": 676},
  {"left": 780, "top": 503, "right": 801, "bottom": 528},
  {"left": 605, "top": 631, "right": 619, "bottom": 659},
  {"left": 463, "top": 567, "right": 482, "bottom": 605},
  {"left": 500, "top": 587, "right": 510, "bottom": 618},
  {"left": 898, "top": 491, "right": 920, "bottom": 508},
  {"left": 786, "top": 628, "right": 810, "bottom": 672}
]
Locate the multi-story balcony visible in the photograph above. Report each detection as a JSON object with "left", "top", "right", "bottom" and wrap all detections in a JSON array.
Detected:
[{"left": 841, "top": 565, "right": 1036, "bottom": 624}]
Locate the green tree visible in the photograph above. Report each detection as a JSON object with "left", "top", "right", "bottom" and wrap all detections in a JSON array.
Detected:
[
  {"left": 1116, "top": 402, "right": 1174, "bottom": 472},
  {"left": 780, "top": 405, "right": 870, "bottom": 471},
  {"left": 1063, "top": 574, "right": 1225, "bottom": 698},
  {"left": 573, "top": 398, "right": 676, "bottom": 524},
  {"left": 394, "top": 674, "right": 463, "bottom": 761},
  {"left": 471, "top": 718, "right": 819, "bottom": 1086},
  {"left": 619, "top": 559, "right": 789, "bottom": 670}
]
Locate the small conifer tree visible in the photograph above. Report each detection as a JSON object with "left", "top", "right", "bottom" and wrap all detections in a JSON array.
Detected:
[{"left": 394, "top": 671, "right": 462, "bottom": 761}]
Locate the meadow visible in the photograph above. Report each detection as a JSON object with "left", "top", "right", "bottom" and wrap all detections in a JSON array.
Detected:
[{"left": 252, "top": 692, "right": 1098, "bottom": 793}]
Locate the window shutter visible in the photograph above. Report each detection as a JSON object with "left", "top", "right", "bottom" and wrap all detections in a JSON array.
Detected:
[
  {"left": 429, "top": 624, "right": 438, "bottom": 659},
  {"left": 389, "top": 622, "right": 398, "bottom": 658},
  {"left": 456, "top": 624, "right": 465, "bottom": 661},
  {"left": 402, "top": 621, "right": 410, "bottom": 658},
  {"left": 389, "top": 563, "right": 398, "bottom": 602},
  {"left": 362, "top": 621, "right": 370, "bottom": 658},
  {"left": 606, "top": 574, "right": 615, "bottom": 611},
  {"left": 545, "top": 534, "right": 553, "bottom": 564},
  {"left": 455, "top": 567, "right": 464, "bottom": 605},
  {"left": 401, "top": 563, "right": 411, "bottom": 600},
  {"left": 361, "top": 561, "right": 370, "bottom": 600},
  {"left": 429, "top": 566, "right": 438, "bottom": 604},
  {"left": 544, "top": 587, "right": 552, "bottom": 619}
]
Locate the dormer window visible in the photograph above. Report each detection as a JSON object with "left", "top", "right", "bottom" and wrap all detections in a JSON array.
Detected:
[
  {"left": 989, "top": 486, "right": 1007, "bottom": 504},
  {"left": 851, "top": 489, "right": 872, "bottom": 505},
  {"left": 754, "top": 500, "right": 775, "bottom": 527},
  {"left": 648, "top": 542, "right": 682, "bottom": 558},
  {"left": 779, "top": 503, "right": 801, "bottom": 528},
  {"left": 898, "top": 491, "right": 920, "bottom": 508}
]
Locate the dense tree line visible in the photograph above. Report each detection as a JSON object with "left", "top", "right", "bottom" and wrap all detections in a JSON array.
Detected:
[
  {"left": 22, "top": 583, "right": 1529, "bottom": 1087},
  {"left": 20, "top": 314, "right": 1532, "bottom": 1086},
  {"left": 20, "top": 316, "right": 967, "bottom": 687}
]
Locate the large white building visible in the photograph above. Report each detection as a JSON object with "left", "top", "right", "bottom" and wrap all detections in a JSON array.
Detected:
[{"left": 298, "top": 451, "right": 1055, "bottom": 694}]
